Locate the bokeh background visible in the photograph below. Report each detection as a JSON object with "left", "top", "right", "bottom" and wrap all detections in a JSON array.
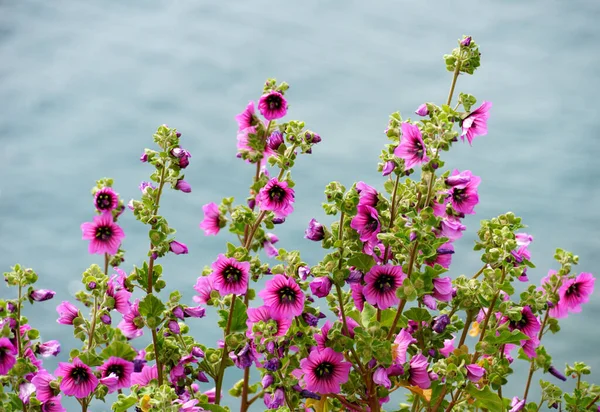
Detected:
[{"left": 1, "top": 1, "right": 599, "bottom": 410}]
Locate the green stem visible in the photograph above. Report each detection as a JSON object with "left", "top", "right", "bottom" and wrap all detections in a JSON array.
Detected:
[
  {"left": 16, "top": 284, "right": 23, "bottom": 357},
  {"left": 215, "top": 294, "right": 237, "bottom": 405},
  {"left": 383, "top": 173, "right": 401, "bottom": 263},
  {"left": 586, "top": 394, "right": 600, "bottom": 409},
  {"left": 387, "top": 240, "right": 419, "bottom": 340},
  {"left": 446, "top": 59, "right": 462, "bottom": 106},
  {"left": 458, "top": 310, "right": 474, "bottom": 347},
  {"left": 86, "top": 295, "right": 98, "bottom": 352}
]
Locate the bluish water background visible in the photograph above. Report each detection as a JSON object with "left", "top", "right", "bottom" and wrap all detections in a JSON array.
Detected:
[{"left": 1, "top": 0, "right": 599, "bottom": 410}]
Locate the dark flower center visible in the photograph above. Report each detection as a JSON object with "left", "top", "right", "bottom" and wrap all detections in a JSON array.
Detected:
[
  {"left": 0, "top": 348, "right": 6, "bottom": 361},
  {"left": 374, "top": 274, "right": 395, "bottom": 293},
  {"left": 106, "top": 364, "right": 124, "bottom": 378},
  {"left": 414, "top": 141, "right": 424, "bottom": 159},
  {"left": 70, "top": 366, "right": 90, "bottom": 385},
  {"left": 95, "top": 226, "right": 113, "bottom": 241},
  {"left": 278, "top": 286, "right": 297, "bottom": 303},
  {"left": 315, "top": 361, "right": 335, "bottom": 379},
  {"left": 224, "top": 265, "right": 242, "bottom": 283},
  {"left": 96, "top": 193, "right": 114, "bottom": 210},
  {"left": 269, "top": 185, "right": 286, "bottom": 202},
  {"left": 266, "top": 94, "right": 282, "bottom": 110},
  {"left": 365, "top": 215, "right": 379, "bottom": 233},
  {"left": 566, "top": 283, "right": 580, "bottom": 298},
  {"left": 452, "top": 188, "right": 466, "bottom": 203}
]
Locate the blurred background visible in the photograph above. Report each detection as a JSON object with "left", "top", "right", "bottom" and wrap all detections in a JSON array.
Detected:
[{"left": 1, "top": 0, "right": 599, "bottom": 410}]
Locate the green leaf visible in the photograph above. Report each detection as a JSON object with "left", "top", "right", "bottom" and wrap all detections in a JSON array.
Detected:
[
  {"left": 486, "top": 329, "right": 529, "bottom": 345},
  {"left": 218, "top": 297, "right": 248, "bottom": 334},
  {"left": 101, "top": 341, "right": 137, "bottom": 361},
  {"left": 404, "top": 307, "right": 432, "bottom": 322},
  {"left": 111, "top": 394, "right": 138, "bottom": 412},
  {"left": 78, "top": 351, "right": 104, "bottom": 367},
  {"left": 198, "top": 404, "right": 229, "bottom": 412},
  {"left": 347, "top": 253, "right": 376, "bottom": 272},
  {"left": 138, "top": 294, "right": 165, "bottom": 329},
  {"left": 361, "top": 302, "right": 377, "bottom": 328},
  {"left": 467, "top": 384, "right": 503, "bottom": 411}
]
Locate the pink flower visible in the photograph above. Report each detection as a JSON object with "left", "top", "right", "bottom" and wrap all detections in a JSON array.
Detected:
[
  {"left": 54, "top": 357, "right": 99, "bottom": 398},
  {"left": 461, "top": 101, "right": 492, "bottom": 145},
  {"left": 507, "top": 306, "right": 540, "bottom": 339},
  {"left": 199, "top": 202, "right": 223, "bottom": 236},
  {"left": 209, "top": 254, "right": 250, "bottom": 296},
  {"left": 299, "top": 348, "right": 351, "bottom": 394},
  {"left": 256, "top": 178, "right": 295, "bottom": 218},
  {"left": 94, "top": 187, "right": 119, "bottom": 213},
  {"left": 41, "top": 396, "right": 66, "bottom": 412},
  {"left": 408, "top": 353, "right": 430, "bottom": 389},
  {"left": 432, "top": 277, "right": 454, "bottom": 302},
  {"left": 393, "top": 329, "right": 416, "bottom": 364},
  {"left": 394, "top": 122, "right": 429, "bottom": 170},
  {"left": 382, "top": 161, "right": 396, "bottom": 176},
  {"left": 356, "top": 182, "right": 379, "bottom": 207},
  {"left": 169, "top": 240, "right": 188, "bottom": 255},
  {"left": 364, "top": 265, "right": 405, "bottom": 309},
  {"left": 80, "top": 213, "right": 125, "bottom": 255},
  {"left": 447, "top": 169, "right": 481, "bottom": 215},
  {"left": 263, "top": 233, "right": 279, "bottom": 258},
  {"left": 235, "top": 101, "right": 257, "bottom": 131},
  {"left": 258, "top": 91, "right": 288, "bottom": 120},
  {"left": 175, "top": 179, "right": 192, "bottom": 193},
  {"left": 350, "top": 283, "right": 366, "bottom": 312},
  {"left": 509, "top": 397, "right": 526, "bottom": 412},
  {"left": 131, "top": 365, "right": 158, "bottom": 386},
  {"left": 309, "top": 277, "right": 333, "bottom": 298},
  {"left": 373, "top": 367, "right": 391, "bottom": 389},
  {"left": 350, "top": 205, "right": 380, "bottom": 242},
  {"left": 193, "top": 276, "right": 214, "bottom": 304},
  {"left": 246, "top": 306, "right": 292, "bottom": 338},
  {"left": 97, "top": 357, "right": 134, "bottom": 393},
  {"left": 259, "top": 275, "right": 305, "bottom": 318},
  {"left": 465, "top": 364, "right": 485, "bottom": 382},
  {"left": 19, "top": 382, "right": 35, "bottom": 404},
  {"left": 438, "top": 218, "right": 466, "bottom": 241},
  {"left": 117, "top": 299, "right": 144, "bottom": 339},
  {"left": 440, "top": 338, "right": 456, "bottom": 358},
  {"left": 37, "top": 340, "right": 61, "bottom": 357},
  {"left": 56, "top": 301, "right": 79, "bottom": 325},
  {"left": 32, "top": 370, "right": 57, "bottom": 402},
  {"left": 107, "top": 275, "right": 131, "bottom": 315},
  {"left": 556, "top": 272, "right": 595, "bottom": 316},
  {"left": 415, "top": 104, "right": 429, "bottom": 116},
  {"left": 30, "top": 289, "right": 56, "bottom": 302}
]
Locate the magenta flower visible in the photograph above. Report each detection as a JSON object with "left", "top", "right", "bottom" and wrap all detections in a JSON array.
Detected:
[
  {"left": 209, "top": 254, "right": 250, "bottom": 296},
  {"left": 264, "top": 387, "right": 285, "bottom": 409},
  {"left": 461, "top": 101, "right": 492, "bottom": 145},
  {"left": 235, "top": 101, "right": 257, "bottom": 131},
  {"left": 382, "top": 160, "right": 396, "bottom": 176},
  {"left": 425, "top": 243, "right": 454, "bottom": 269},
  {"left": 350, "top": 283, "right": 366, "bottom": 312},
  {"left": 107, "top": 278, "right": 131, "bottom": 315},
  {"left": 299, "top": 347, "right": 351, "bottom": 394},
  {"left": 256, "top": 178, "right": 295, "bottom": 218},
  {"left": 98, "top": 357, "right": 134, "bottom": 393},
  {"left": 117, "top": 299, "right": 144, "bottom": 339},
  {"left": 507, "top": 306, "right": 540, "bottom": 339},
  {"left": 131, "top": 365, "right": 158, "bottom": 386},
  {"left": 56, "top": 301, "right": 79, "bottom": 325},
  {"left": 364, "top": 265, "right": 405, "bottom": 309},
  {"left": 80, "top": 213, "right": 125, "bottom": 255},
  {"left": 350, "top": 205, "right": 380, "bottom": 242},
  {"left": 193, "top": 276, "right": 214, "bottom": 304},
  {"left": 199, "top": 202, "right": 223, "bottom": 236},
  {"left": 258, "top": 91, "right": 288, "bottom": 120},
  {"left": 509, "top": 397, "right": 526, "bottom": 412},
  {"left": 19, "top": 382, "right": 35, "bottom": 404},
  {"left": 394, "top": 122, "right": 429, "bottom": 170},
  {"left": 30, "top": 289, "right": 56, "bottom": 302},
  {"left": 94, "top": 187, "right": 119, "bottom": 212},
  {"left": 556, "top": 272, "right": 595, "bottom": 317},
  {"left": 54, "top": 357, "right": 99, "bottom": 398},
  {"left": 310, "top": 277, "right": 333, "bottom": 298},
  {"left": 184, "top": 306, "right": 206, "bottom": 318},
  {"left": 415, "top": 104, "right": 429, "bottom": 116},
  {"left": 432, "top": 277, "right": 454, "bottom": 302},
  {"left": 447, "top": 169, "right": 481, "bottom": 215},
  {"left": 315, "top": 321, "right": 332, "bottom": 351},
  {"left": 247, "top": 305, "right": 292, "bottom": 337},
  {"left": 32, "top": 370, "right": 57, "bottom": 402},
  {"left": 373, "top": 367, "right": 391, "bottom": 389},
  {"left": 171, "top": 147, "right": 191, "bottom": 168},
  {"left": 465, "top": 364, "right": 485, "bottom": 382},
  {"left": 305, "top": 218, "right": 325, "bottom": 241},
  {"left": 356, "top": 181, "right": 379, "bottom": 207},
  {"left": 263, "top": 233, "right": 279, "bottom": 258},
  {"left": 408, "top": 353, "right": 431, "bottom": 389},
  {"left": 37, "top": 340, "right": 61, "bottom": 357},
  {"left": 0, "top": 337, "right": 17, "bottom": 375},
  {"left": 259, "top": 275, "right": 305, "bottom": 318},
  {"left": 393, "top": 329, "right": 416, "bottom": 364},
  {"left": 439, "top": 218, "right": 466, "bottom": 241},
  {"left": 169, "top": 240, "right": 188, "bottom": 255},
  {"left": 440, "top": 338, "right": 456, "bottom": 358},
  {"left": 175, "top": 179, "right": 192, "bottom": 193},
  {"left": 41, "top": 395, "right": 66, "bottom": 412}
]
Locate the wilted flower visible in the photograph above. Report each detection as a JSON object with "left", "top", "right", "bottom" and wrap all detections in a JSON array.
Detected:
[{"left": 37, "top": 340, "right": 61, "bottom": 357}]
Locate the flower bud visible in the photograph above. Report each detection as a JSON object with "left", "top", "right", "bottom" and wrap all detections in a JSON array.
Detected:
[
  {"left": 197, "top": 371, "right": 209, "bottom": 382},
  {"left": 309, "top": 277, "right": 332, "bottom": 298},
  {"left": 298, "top": 266, "right": 311, "bottom": 280},
  {"left": 30, "top": 289, "right": 55, "bottom": 302},
  {"left": 415, "top": 104, "right": 429, "bottom": 117},
  {"left": 302, "top": 312, "right": 319, "bottom": 327},
  {"left": 169, "top": 241, "right": 188, "bottom": 255},
  {"left": 184, "top": 306, "right": 206, "bottom": 318},
  {"left": 247, "top": 198, "right": 256, "bottom": 209},
  {"left": 272, "top": 217, "right": 285, "bottom": 224},
  {"left": 460, "top": 36, "right": 472, "bottom": 47},
  {"left": 264, "top": 358, "right": 281, "bottom": 372},
  {"left": 175, "top": 179, "right": 192, "bottom": 193},
  {"left": 262, "top": 374, "right": 274, "bottom": 389},
  {"left": 140, "top": 152, "right": 148, "bottom": 162},
  {"left": 548, "top": 365, "right": 567, "bottom": 382},
  {"left": 304, "top": 218, "right": 325, "bottom": 241},
  {"left": 191, "top": 347, "right": 205, "bottom": 358},
  {"left": 172, "top": 306, "right": 185, "bottom": 320},
  {"left": 87, "top": 281, "right": 97, "bottom": 290},
  {"left": 100, "top": 313, "right": 112, "bottom": 325},
  {"left": 432, "top": 314, "right": 450, "bottom": 333},
  {"left": 382, "top": 161, "right": 395, "bottom": 176},
  {"left": 167, "top": 320, "right": 181, "bottom": 335}
]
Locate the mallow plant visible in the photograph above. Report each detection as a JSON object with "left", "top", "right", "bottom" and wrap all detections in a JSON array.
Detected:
[{"left": 1, "top": 36, "right": 598, "bottom": 412}]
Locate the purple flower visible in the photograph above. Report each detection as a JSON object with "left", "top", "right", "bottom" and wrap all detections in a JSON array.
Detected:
[
  {"left": 98, "top": 357, "right": 134, "bottom": 393},
  {"left": 100, "top": 314, "right": 112, "bottom": 325},
  {"left": 0, "top": 338, "right": 17, "bottom": 375},
  {"left": 30, "top": 289, "right": 56, "bottom": 302},
  {"left": 465, "top": 364, "right": 485, "bottom": 382},
  {"left": 432, "top": 315, "right": 450, "bottom": 333},
  {"left": 461, "top": 101, "right": 492, "bottom": 145},
  {"left": 32, "top": 370, "right": 57, "bottom": 402},
  {"left": 302, "top": 312, "right": 320, "bottom": 327},
  {"left": 548, "top": 365, "right": 567, "bottom": 382},
  {"left": 199, "top": 202, "right": 223, "bottom": 236},
  {"left": 263, "top": 233, "right": 279, "bottom": 258},
  {"left": 364, "top": 265, "right": 405, "bottom": 309},
  {"left": 171, "top": 147, "right": 191, "bottom": 169},
  {"left": 350, "top": 205, "right": 381, "bottom": 243},
  {"left": 256, "top": 178, "right": 295, "bottom": 218},
  {"left": 191, "top": 347, "right": 205, "bottom": 358},
  {"left": 184, "top": 306, "right": 206, "bottom": 318},
  {"left": 262, "top": 374, "right": 274, "bottom": 389},
  {"left": 19, "top": 382, "right": 35, "bottom": 404},
  {"left": 382, "top": 160, "right": 396, "bottom": 176},
  {"left": 117, "top": 299, "right": 144, "bottom": 339},
  {"left": 139, "top": 181, "right": 155, "bottom": 193},
  {"left": 408, "top": 353, "right": 431, "bottom": 389},
  {"left": 41, "top": 396, "right": 66, "bottom": 412},
  {"left": 235, "top": 101, "right": 257, "bottom": 131},
  {"left": 209, "top": 254, "right": 250, "bottom": 296},
  {"left": 247, "top": 305, "right": 292, "bottom": 337},
  {"left": 440, "top": 338, "right": 456, "bottom": 358},
  {"left": 299, "top": 347, "right": 351, "bottom": 394},
  {"left": 167, "top": 320, "right": 181, "bottom": 335},
  {"left": 415, "top": 104, "right": 429, "bottom": 116},
  {"left": 175, "top": 179, "right": 192, "bottom": 193},
  {"left": 258, "top": 275, "right": 305, "bottom": 319},
  {"left": 509, "top": 397, "right": 526, "bottom": 412},
  {"left": 264, "top": 358, "right": 281, "bottom": 372},
  {"left": 553, "top": 272, "right": 595, "bottom": 318},
  {"left": 193, "top": 276, "right": 214, "bottom": 305},
  {"left": 373, "top": 367, "right": 391, "bottom": 389},
  {"left": 37, "top": 340, "right": 61, "bottom": 357},
  {"left": 267, "top": 131, "right": 284, "bottom": 151},
  {"left": 394, "top": 122, "right": 429, "bottom": 170},
  {"left": 131, "top": 365, "right": 158, "bottom": 386},
  {"left": 447, "top": 169, "right": 481, "bottom": 215},
  {"left": 460, "top": 36, "right": 472, "bottom": 46},
  {"left": 54, "top": 357, "right": 99, "bottom": 398},
  {"left": 392, "top": 329, "right": 416, "bottom": 364},
  {"left": 304, "top": 218, "right": 325, "bottom": 241},
  {"left": 298, "top": 265, "right": 311, "bottom": 281},
  {"left": 258, "top": 91, "right": 288, "bottom": 120},
  {"left": 169, "top": 240, "right": 188, "bottom": 255},
  {"left": 56, "top": 301, "right": 79, "bottom": 325},
  {"left": 94, "top": 187, "right": 119, "bottom": 213},
  {"left": 432, "top": 277, "right": 454, "bottom": 302},
  {"left": 81, "top": 213, "right": 125, "bottom": 255},
  {"left": 140, "top": 152, "right": 148, "bottom": 162},
  {"left": 309, "top": 277, "right": 332, "bottom": 298},
  {"left": 197, "top": 370, "right": 209, "bottom": 382},
  {"left": 230, "top": 342, "right": 257, "bottom": 369},
  {"left": 264, "top": 387, "right": 285, "bottom": 409}
]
